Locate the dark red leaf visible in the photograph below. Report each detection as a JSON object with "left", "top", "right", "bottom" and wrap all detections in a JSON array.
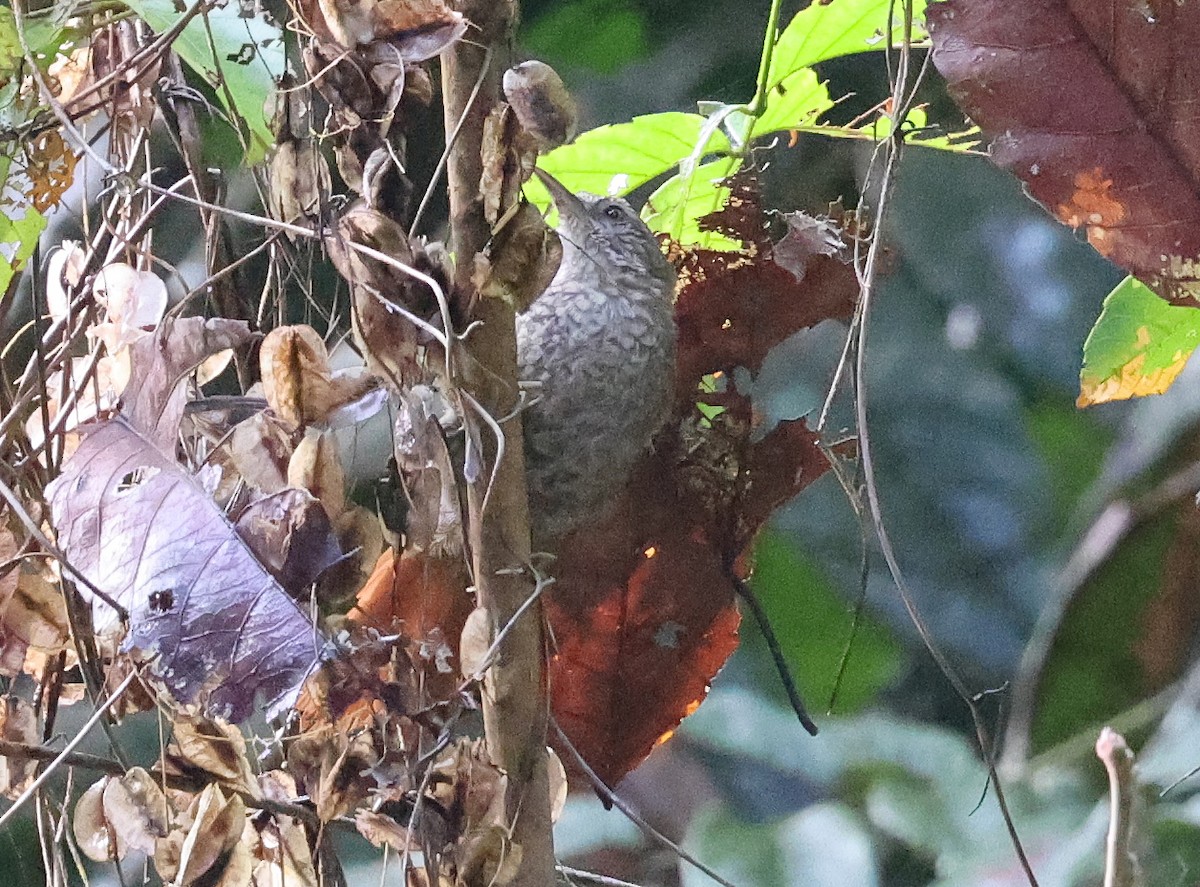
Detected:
[
  {"left": 929, "top": 0, "right": 1200, "bottom": 303},
  {"left": 547, "top": 175, "right": 857, "bottom": 784}
]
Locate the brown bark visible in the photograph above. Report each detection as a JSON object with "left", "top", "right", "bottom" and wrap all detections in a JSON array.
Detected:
[{"left": 442, "top": 3, "right": 556, "bottom": 885}]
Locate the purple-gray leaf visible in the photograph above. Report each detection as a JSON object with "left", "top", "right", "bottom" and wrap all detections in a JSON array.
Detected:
[{"left": 47, "top": 418, "right": 321, "bottom": 722}]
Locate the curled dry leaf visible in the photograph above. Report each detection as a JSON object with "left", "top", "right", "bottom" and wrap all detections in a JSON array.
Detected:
[
  {"left": 74, "top": 777, "right": 117, "bottom": 862},
  {"left": 168, "top": 713, "right": 258, "bottom": 793},
  {"left": 0, "top": 696, "right": 38, "bottom": 798},
  {"left": 394, "top": 387, "right": 465, "bottom": 557},
  {"left": 287, "top": 723, "right": 380, "bottom": 822},
  {"left": 480, "top": 104, "right": 538, "bottom": 227},
  {"left": 502, "top": 60, "right": 578, "bottom": 151},
  {"left": 288, "top": 428, "right": 348, "bottom": 520},
  {"left": 251, "top": 800, "right": 318, "bottom": 887},
  {"left": 311, "top": 0, "right": 465, "bottom": 54},
  {"left": 47, "top": 418, "right": 322, "bottom": 720},
  {"left": 260, "top": 325, "right": 384, "bottom": 432},
  {"left": 348, "top": 549, "right": 472, "bottom": 685},
  {"left": 473, "top": 200, "right": 561, "bottom": 311},
  {"left": 26, "top": 129, "right": 77, "bottom": 213},
  {"left": 267, "top": 140, "right": 331, "bottom": 233},
  {"left": 121, "top": 316, "right": 254, "bottom": 450},
  {"left": 154, "top": 784, "right": 247, "bottom": 886},
  {"left": 234, "top": 487, "right": 343, "bottom": 597},
  {"left": 0, "top": 517, "right": 70, "bottom": 677},
  {"left": 97, "top": 767, "right": 170, "bottom": 858}
]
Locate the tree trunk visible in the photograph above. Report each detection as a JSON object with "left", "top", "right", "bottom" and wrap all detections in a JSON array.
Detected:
[{"left": 442, "top": 3, "right": 556, "bottom": 884}]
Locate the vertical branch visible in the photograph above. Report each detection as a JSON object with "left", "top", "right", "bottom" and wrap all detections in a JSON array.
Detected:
[
  {"left": 1097, "top": 727, "right": 1141, "bottom": 887},
  {"left": 442, "top": 3, "right": 556, "bottom": 885}
]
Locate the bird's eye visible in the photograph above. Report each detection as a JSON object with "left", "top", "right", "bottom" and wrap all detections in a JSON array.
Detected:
[{"left": 603, "top": 204, "right": 623, "bottom": 220}]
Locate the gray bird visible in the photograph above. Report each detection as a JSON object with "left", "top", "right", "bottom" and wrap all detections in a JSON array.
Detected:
[{"left": 518, "top": 172, "right": 677, "bottom": 544}]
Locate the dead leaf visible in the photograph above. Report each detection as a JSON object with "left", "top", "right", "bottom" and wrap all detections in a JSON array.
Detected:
[
  {"left": 502, "top": 61, "right": 578, "bottom": 151},
  {"left": 47, "top": 417, "right": 321, "bottom": 721},
  {"left": 74, "top": 777, "right": 118, "bottom": 862},
  {"left": 154, "top": 784, "right": 246, "bottom": 886},
  {"left": 121, "top": 316, "right": 254, "bottom": 451},
  {"left": 168, "top": 713, "right": 258, "bottom": 792},
  {"left": 547, "top": 173, "right": 855, "bottom": 783},
  {"left": 267, "top": 140, "right": 331, "bottom": 233},
  {"left": 260, "top": 325, "right": 383, "bottom": 432},
  {"left": 393, "top": 387, "right": 465, "bottom": 557},
  {"left": 234, "top": 488, "right": 343, "bottom": 597},
  {"left": 101, "top": 766, "right": 170, "bottom": 856},
  {"left": 0, "top": 696, "right": 38, "bottom": 798},
  {"left": 288, "top": 429, "right": 348, "bottom": 520},
  {"left": 287, "top": 723, "right": 380, "bottom": 822}
]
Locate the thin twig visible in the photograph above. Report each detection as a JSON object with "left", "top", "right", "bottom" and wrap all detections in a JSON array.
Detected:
[
  {"left": 841, "top": 1, "right": 1039, "bottom": 884},
  {"left": 551, "top": 720, "right": 737, "bottom": 887},
  {"left": 409, "top": 46, "right": 493, "bottom": 238},
  {"left": 0, "top": 668, "right": 136, "bottom": 832},
  {"left": 731, "top": 575, "right": 817, "bottom": 735},
  {"left": 1096, "top": 727, "right": 1140, "bottom": 887}
]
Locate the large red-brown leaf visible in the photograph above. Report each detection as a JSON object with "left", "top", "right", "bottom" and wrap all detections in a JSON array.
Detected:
[
  {"left": 929, "top": 0, "right": 1200, "bottom": 303},
  {"left": 547, "top": 176, "right": 858, "bottom": 785}
]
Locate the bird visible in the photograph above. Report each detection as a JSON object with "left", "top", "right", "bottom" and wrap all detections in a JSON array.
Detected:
[{"left": 517, "top": 171, "right": 677, "bottom": 545}]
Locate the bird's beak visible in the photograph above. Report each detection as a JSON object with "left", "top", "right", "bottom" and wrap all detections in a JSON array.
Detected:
[{"left": 533, "top": 168, "right": 586, "bottom": 223}]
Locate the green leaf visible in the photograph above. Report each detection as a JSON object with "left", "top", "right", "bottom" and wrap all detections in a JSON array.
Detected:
[
  {"left": 0, "top": 149, "right": 46, "bottom": 293},
  {"left": 1078, "top": 275, "right": 1200, "bottom": 406},
  {"left": 783, "top": 105, "right": 981, "bottom": 153},
  {"left": 749, "top": 67, "right": 834, "bottom": 143},
  {"left": 528, "top": 112, "right": 732, "bottom": 208},
  {"left": 122, "top": 0, "right": 284, "bottom": 162},
  {"left": 748, "top": 531, "right": 903, "bottom": 713},
  {"left": 767, "top": 0, "right": 928, "bottom": 81},
  {"left": 681, "top": 802, "right": 880, "bottom": 887},
  {"left": 642, "top": 156, "right": 741, "bottom": 251}
]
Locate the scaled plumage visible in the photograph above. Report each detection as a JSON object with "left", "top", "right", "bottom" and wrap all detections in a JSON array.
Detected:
[{"left": 517, "top": 181, "right": 676, "bottom": 543}]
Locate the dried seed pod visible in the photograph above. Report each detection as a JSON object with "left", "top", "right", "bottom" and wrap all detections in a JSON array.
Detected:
[{"left": 502, "top": 60, "right": 578, "bottom": 151}]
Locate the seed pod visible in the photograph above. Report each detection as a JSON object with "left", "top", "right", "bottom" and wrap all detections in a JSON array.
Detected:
[{"left": 502, "top": 60, "right": 578, "bottom": 151}]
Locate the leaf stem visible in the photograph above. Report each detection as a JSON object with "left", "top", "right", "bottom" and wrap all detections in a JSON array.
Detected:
[{"left": 747, "top": 0, "right": 784, "bottom": 117}]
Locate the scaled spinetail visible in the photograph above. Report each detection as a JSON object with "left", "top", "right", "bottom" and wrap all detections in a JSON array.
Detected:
[{"left": 517, "top": 171, "right": 677, "bottom": 544}]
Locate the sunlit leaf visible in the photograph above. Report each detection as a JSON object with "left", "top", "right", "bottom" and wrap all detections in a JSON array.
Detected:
[
  {"left": 767, "top": 0, "right": 929, "bottom": 83},
  {"left": 123, "top": 0, "right": 284, "bottom": 162},
  {"left": 643, "top": 156, "right": 741, "bottom": 250},
  {"left": 528, "top": 112, "right": 732, "bottom": 208},
  {"left": 1078, "top": 276, "right": 1200, "bottom": 407}
]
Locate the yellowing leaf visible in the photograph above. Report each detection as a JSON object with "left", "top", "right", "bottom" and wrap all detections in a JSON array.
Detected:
[{"left": 1078, "top": 276, "right": 1200, "bottom": 406}]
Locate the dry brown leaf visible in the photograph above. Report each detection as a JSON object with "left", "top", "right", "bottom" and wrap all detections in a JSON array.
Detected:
[
  {"left": 502, "top": 61, "right": 578, "bottom": 151},
  {"left": 288, "top": 429, "right": 348, "bottom": 520},
  {"left": 101, "top": 766, "right": 170, "bottom": 857},
  {"left": 394, "top": 388, "right": 464, "bottom": 557},
  {"left": 287, "top": 723, "right": 379, "bottom": 822},
  {"left": 473, "top": 201, "right": 560, "bottom": 311},
  {"left": 154, "top": 784, "right": 247, "bottom": 887},
  {"left": 74, "top": 777, "right": 117, "bottom": 862},
  {"left": 168, "top": 714, "right": 258, "bottom": 794},
  {"left": 251, "top": 807, "right": 317, "bottom": 887},
  {"left": 233, "top": 488, "right": 343, "bottom": 598},
  {"left": 268, "top": 141, "right": 331, "bottom": 236},
  {"left": 224, "top": 411, "right": 295, "bottom": 494},
  {"left": 0, "top": 696, "right": 37, "bottom": 798},
  {"left": 260, "top": 325, "right": 382, "bottom": 431}
]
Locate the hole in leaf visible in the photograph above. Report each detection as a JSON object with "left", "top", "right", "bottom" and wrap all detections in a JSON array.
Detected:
[
  {"left": 148, "top": 589, "right": 174, "bottom": 613},
  {"left": 115, "top": 466, "right": 159, "bottom": 494}
]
